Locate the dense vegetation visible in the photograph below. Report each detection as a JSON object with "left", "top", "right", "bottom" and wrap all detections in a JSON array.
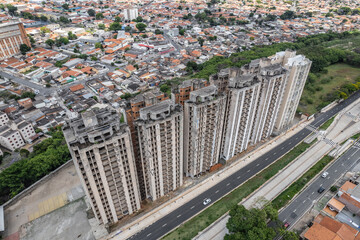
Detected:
[
  {"left": 0, "top": 129, "right": 70, "bottom": 204},
  {"left": 185, "top": 30, "right": 360, "bottom": 113},
  {"left": 225, "top": 205, "right": 298, "bottom": 240}
]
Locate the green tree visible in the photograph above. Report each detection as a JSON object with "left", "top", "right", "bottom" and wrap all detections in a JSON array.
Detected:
[
  {"left": 62, "top": 3, "right": 69, "bottom": 10},
  {"left": 96, "top": 12, "right": 104, "bottom": 20},
  {"left": 67, "top": 31, "right": 77, "bottom": 40},
  {"left": 55, "top": 37, "right": 69, "bottom": 47},
  {"left": 98, "top": 23, "right": 105, "bottom": 30},
  {"left": 27, "top": 34, "right": 35, "bottom": 45},
  {"left": 40, "top": 15, "right": 48, "bottom": 22},
  {"left": 135, "top": 16, "right": 143, "bottom": 22},
  {"left": 125, "top": 25, "right": 132, "bottom": 32},
  {"left": 20, "top": 44, "right": 31, "bottom": 55},
  {"left": 280, "top": 10, "right": 295, "bottom": 20},
  {"left": 59, "top": 16, "right": 70, "bottom": 24},
  {"left": 114, "top": 16, "right": 121, "bottom": 22},
  {"left": 179, "top": 29, "right": 185, "bottom": 35},
  {"left": 136, "top": 22, "right": 147, "bottom": 32},
  {"left": 40, "top": 26, "right": 51, "bottom": 33},
  {"left": 6, "top": 4, "right": 17, "bottom": 16},
  {"left": 155, "top": 29, "right": 163, "bottom": 35},
  {"left": 91, "top": 56, "right": 98, "bottom": 61},
  {"left": 198, "top": 37, "right": 204, "bottom": 46},
  {"left": 87, "top": 9, "right": 95, "bottom": 17},
  {"left": 109, "top": 22, "right": 122, "bottom": 31},
  {"left": 45, "top": 39, "right": 55, "bottom": 48},
  {"left": 95, "top": 42, "right": 102, "bottom": 49}
]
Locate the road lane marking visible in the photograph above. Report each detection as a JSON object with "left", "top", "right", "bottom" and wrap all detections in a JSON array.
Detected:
[
  {"left": 256, "top": 163, "right": 259, "bottom": 167},
  {"left": 273, "top": 152, "right": 276, "bottom": 155},
  {"left": 215, "top": 190, "right": 219, "bottom": 193},
  {"left": 147, "top": 233, "right": 152, "bottom": 237},
  {"left": 303, "top": 200, "right": 306, "bottom": 203},
  {"left": 247, "top": 169, "right": 251, "bottom": 173},
  {"left": 226, "top": 183, "right": 230, "bottom": 186},
  {"left": 191, "top": 206, "right": 195, "bottom": 209},
  {"left": 265, "top": 158, "right": 268, "bottom": 161},
  {"left": 288, "top": 142, "right": 292, "bottom": 145},
  {"left": 312, "top": 192, "right": 314, "bottom": 195},
  {"left": 351, "top": 152, "right": 356, "bottom": 157},
  {"left": 335, "top": 170, "right": 337, "bottom": 173},
  {"left": 237, "top": 176, "right": 241, "bottom": 179},
  {"left": 177, "top": 214, "right": 181, "bottom": 218},
  {"left": 162, "top": 224, "right": 167, "bottom": 227},
  {"left": 295, "top": 137, "right": 298, "bottom": 140},
  {"left": 294, "top": 209, "right": 297, "bottom": 212}
]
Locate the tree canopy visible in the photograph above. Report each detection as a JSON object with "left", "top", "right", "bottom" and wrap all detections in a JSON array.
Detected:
[
  {"left": 136, "top": 22, "right": 147, "bottom": 32},
  {"left": 0, "top": 129, "right": 70, "bottom": 204},
  {"left": 87, "top": 9, "right": 95, "bottom": 17},
  {"left": 225, "top": 205, "right": 298, "bottom": 240}
]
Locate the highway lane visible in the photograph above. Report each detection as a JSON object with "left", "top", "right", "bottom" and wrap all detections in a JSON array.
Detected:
[
  {"left": 278, "top": 141, "right": 360, "bottom": 228},
  {"left": 128, "top": 91, "right": 360, "bottom": 240}
]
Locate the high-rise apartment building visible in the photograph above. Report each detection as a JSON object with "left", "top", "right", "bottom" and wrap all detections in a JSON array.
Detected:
[
  {"left": 272, "top": 51, "right": 312, "bottom": 132},
  {"left": 209, "top": 68, "right": 231, "bottom": 93},
  {"left": 0, "top": 22, "right": 31, "bottom": 60},
  {"left": 221, "top": 74, "right": 261, "bottom": 160},
  {"left": 244, "top": 59, "right": 288, "bottom": 144},
  {"left": 124, "top": 8, "right": 139, "bottom": 21},
  {"left": 174, "top": 78, "right": 209, "bottom": 105},
  {"left": 135, "top": 100, "right": 183, "bottom": 201},
  {"left": 63, "top": 107, "right": 141, "bottom": 225},
  {"left": 183, "top": 85, "right": 226, "bottom": 177},
  {"left": 125, "top": 89, "right": 169, "bottom": 200}
]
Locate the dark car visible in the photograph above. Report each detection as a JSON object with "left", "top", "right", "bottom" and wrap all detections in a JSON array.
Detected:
[{"left": 318, "top": 186, "right": 325, "bottom": 193}]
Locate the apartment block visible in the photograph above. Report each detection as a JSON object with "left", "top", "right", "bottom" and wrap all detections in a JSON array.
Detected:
[
  {"left": 135, "top": 100, "right": 183, "bottom": 201},
  {"left": 0, "top": 112, "right": 9, "bottom": 126},
  {"left": 183, "top": 85, "right": 226, "bottom": 177},
  {"left": 125, "top": 89, "right": 169, "bottom": 200},
  {"left": 244, "top": 59, "right": 288, "bottom": 144},
  {"left": 63, "top": 107, "right": 141, "bottom": 225},
  {"left": 221, "top": 74, "right": 261, "bottom": 160},
  {"left": 272, "top": 51, "right": 312, "bottom": 132},
  {"left": 124, "top": 8, "right": 138, "bottom": 21},
  {"left": 175, "top": 78, "right": 209, "bottom": 105},
  {"left": 0, "top": 125, "right": 25, "bottom": 151},
  {"left": 0, "top": 22, "right": 31, "bottom": 60},
  {"left": 17, "top": 120, "right": 36, "bottom": 143}
]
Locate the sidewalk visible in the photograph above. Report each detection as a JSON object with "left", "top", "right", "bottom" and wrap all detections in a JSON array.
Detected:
[
  {"left": 193, "top": 97, "right": 360, "bottom": 240},
  {"left": 107, "top": 118, "right": 312, "bottom": 240}
]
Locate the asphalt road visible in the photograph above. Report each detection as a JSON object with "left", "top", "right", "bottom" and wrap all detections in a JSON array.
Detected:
[
  {"left": 278, "top": 140, "right": 360, "bottom": 228},
  {"left": 128, "top": 90, "right": 360, "bottom": 240}
]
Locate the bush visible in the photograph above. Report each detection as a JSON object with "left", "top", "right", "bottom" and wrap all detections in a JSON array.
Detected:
[{"left": 330, "top": 186, "right": 338, "bottom": 192}]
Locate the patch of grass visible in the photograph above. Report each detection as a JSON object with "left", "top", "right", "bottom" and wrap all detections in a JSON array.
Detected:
[
  {"left": 272, "top": 155, "right": 334, "bottom": 210},
  {"left": 162, "top": 141, "right": 314, "bottom": 240},
  {"left": 299, "top": 63, "right": 360, "bottom": 114},
  {"left": 351, "top": 133, "right": 360, "bottom": 140},
  {"left": 319, "top": 116, "right": 335, "bottom": 130}
]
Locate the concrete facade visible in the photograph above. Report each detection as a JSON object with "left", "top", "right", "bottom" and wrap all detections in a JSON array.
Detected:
[
  {"left": 63, "top": 107, "right": 141, "bottom": 225},
  {"left": 183, "top": 85, "right": 226, "bottom": 177},
  {"left": 245, "top": 59, "right": 288, "bottom": 144},
  {"left": 0, "top": 22, "right": 31, "bottom": 60},
  {"left": 221, "top": 74, "right": 261, "bottom": 160},
  {"left": 0, "top": 112, "right": 9, "bottom": 126},
  {"left": 272, "top": 51, "right": 312, "bottom": 132},
  {"left": 17, "top": 120, "right": 36, "bottom": 143},
  {"left": 0, "top": 125, "right": 25, "bottom": 151},
  {"left": 135, "top": 100, "right": 183, "bottom": 201}
]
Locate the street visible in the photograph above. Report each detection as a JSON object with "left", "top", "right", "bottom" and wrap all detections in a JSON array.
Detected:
[
  {"left": 126, "top": 90, "right": 360, "bottom": 239},
  {"left": 278, "top": 141, "right": 360, "bottom": 228}
]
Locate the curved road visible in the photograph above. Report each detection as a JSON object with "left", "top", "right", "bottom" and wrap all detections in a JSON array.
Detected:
[{"left": 128, "top": 90, "right": 360, "bottom": 240}]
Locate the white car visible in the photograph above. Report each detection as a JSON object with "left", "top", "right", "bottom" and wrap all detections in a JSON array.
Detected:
[
  {"left": 203, "top": 198, "right": 211, "bottom": 205},
  {"left": 322, "top": 171, "right": 329, "bottom": 178}
]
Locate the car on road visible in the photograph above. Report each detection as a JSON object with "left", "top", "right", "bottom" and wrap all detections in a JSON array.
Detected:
[
  {"left": 284, "top": 222, "right": 290, "bottom": 229},
  {"left": 318, "top": 186, "right": 325, "bottom": 193},
  {"left": 322, "top": 171, "right": 329, "bottom": 178},
  {"left": 203, "top": 198, "right": 211, "bottom": 205}
]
